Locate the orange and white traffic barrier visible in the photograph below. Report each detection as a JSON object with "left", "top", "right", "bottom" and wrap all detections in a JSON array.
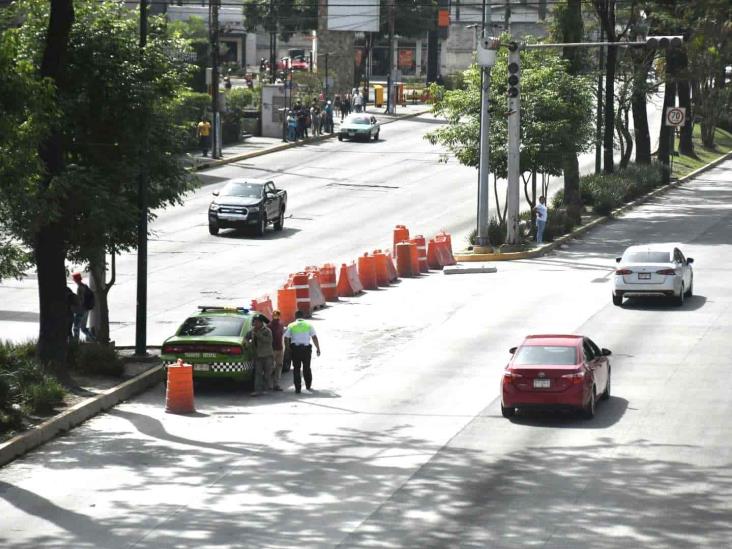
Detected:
[
  {"left": 357, "top": 253, "right": 378, "bottom": 290},
  {"left": 407, "top": 239, "right": 421, "bottom": 275},
  {"left": 276, "top": 285, "right": 297, "bottom": 324},
  {"left": 396, "top": 241, "right": 415, "bottom": 278},
  {"left": 436, "top": 232, "right": 456, "bottom": 265},
  {"left": 411, "top": 235, "right": 429, "bottom": 273},
  {"left": 372, "top": 250, "right": 391, "bottom": 286},
  {"left": 250, "top": 294, "right": 274, "bottom": 320},
  {"left": 291, "top": 272, "right": 311, "bottom": 317},
  {"left": 166, "top": 359, "right": 195, "bottom": 414},
  {"left": 393, "top": 225, "right": 410, "bottom": 256},
  {"left": 319, "top": 263, "right": 339, "bottom": 301},
  {"left": 337, "top": 262, "right": 364, "bottom": 297},
  {"left": 308, "top": 272, "right": 327, "bottom": 311},
  {"left": 427, "top": 238, "right": 444, "bottom": 270}
]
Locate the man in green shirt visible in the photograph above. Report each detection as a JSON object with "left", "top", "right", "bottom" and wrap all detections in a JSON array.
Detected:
[{"left": 248, "top": 314, "right": 274, "bottom": 396}]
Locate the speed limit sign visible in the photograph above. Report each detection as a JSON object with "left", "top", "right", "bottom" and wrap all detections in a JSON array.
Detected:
[{"left": 665, "top": 107, "right": 686, "bottom": 127}]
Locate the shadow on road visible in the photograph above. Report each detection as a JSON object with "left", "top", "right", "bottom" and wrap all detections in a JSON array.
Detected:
[{"left": 503, "top": 396, "right": 629, "bottom": 429}]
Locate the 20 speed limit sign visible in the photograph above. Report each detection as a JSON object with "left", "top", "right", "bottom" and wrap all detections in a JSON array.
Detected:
[{"left": 665, "top": 107, "right": 686, "bottom": 127}]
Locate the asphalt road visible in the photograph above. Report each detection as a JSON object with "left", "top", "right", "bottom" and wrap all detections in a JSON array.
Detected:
[
  {"left": 1, "top": 158, "right": 729, "bottom": 548},
  {"left": 0, "top": 101, "right": 663, "bottom": 347}
]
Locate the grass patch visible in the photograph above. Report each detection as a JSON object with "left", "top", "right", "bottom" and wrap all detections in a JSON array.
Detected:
[{"left": 671, "top": 126, "right": 732, "bottom": 179}]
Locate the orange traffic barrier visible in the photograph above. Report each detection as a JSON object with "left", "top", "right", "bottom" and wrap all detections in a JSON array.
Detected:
[
  {"left": 372, "top": 250, "right": 390, "bottom": 286},
  {"left": 337, "top": 262, "right": 364, "bottom": 297},
  {"left": 385, "top": 251, "right": 399, "bottom": 282},
  {"left": 291, "top": 272, "right": 311, "bottom": 317},
  {"left": 407, "top": 239, "right": 421, "bottom": 275},
  {"left": 427, "top": 238, "right": 444, "bottom": 270},
  {"left": 396, "top": 241, "right": 415, "bottom": 278},
  {"left": 308, "top": 272, "right": 327, "bottom": 311},
  {"left": 393, "top": 225, "right": 410, "bottom": 255},
  {"left": 435, "top": 233, "right": 456, "bottom": 265},
  {"left": 357, "top": 253, "right": 378, "bottom": 290},
  {"left": 277, "top": 285, "right": 297, "bottom": 324},
  {"left": 411, "top": 235, "right": 429, "bottom": 273},
  {"left": 319, "top": 263, "right": 339, "bottom": 301},
  {"left": 250, "top": 294, "right": 274, "bottom": 320},
  {"left": 166, "top": 359, "right": 195, "bottom": 414}
]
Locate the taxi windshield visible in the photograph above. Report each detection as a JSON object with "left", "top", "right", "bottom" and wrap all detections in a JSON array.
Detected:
[
  {"left": 348, "top": 116, "right": 371, "bottom": 125},
  {"left": 178, "top": 315, "right": 245, "bottom": 337},
  {"left": 514, "top": 345, "right": 577, "bottom": 365},
  {"left": 221, "top": 182, "right": 263, "bottom": 198}
]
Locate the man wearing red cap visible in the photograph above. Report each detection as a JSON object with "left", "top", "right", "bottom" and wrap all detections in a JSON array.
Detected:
[{"left": 71, "top": 272, "right": 95, "bottom": 342}]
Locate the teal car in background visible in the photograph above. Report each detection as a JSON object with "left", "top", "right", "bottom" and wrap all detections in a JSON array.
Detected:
[
  {"left": 338, "top": 114, "right": 380, "bottom": 142},
  {"left": 161, "top": 306, "right": 257, "bottom": 383}
]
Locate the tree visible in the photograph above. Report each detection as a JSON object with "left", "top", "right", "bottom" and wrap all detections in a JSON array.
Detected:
[
  {"left": 0, "top": 0, "right": 193, "bottom": 363},
  {"left": 426, "top": 43, "right": 594, "bottom": 215}
]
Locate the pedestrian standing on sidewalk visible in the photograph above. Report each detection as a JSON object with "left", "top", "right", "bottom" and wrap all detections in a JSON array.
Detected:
[
  {"left": 287, "top": 110, "right": 297, "bottom": 142},
  {"left": 247, "top": 314, "right": 274, "bottom": 396},
  {"left": 71, "top": 272, "right": 96, "bottom": 342},
  {"left": 324, "top": 100, "right": 334, "bottom": 133},
  {"left": 354, "top": 91, "right": 363, "bottom": 113},
  {"left": 197, "top": 117, "right": 211, "bottom": 157},
  {"left": 270, "top": 310, "right": 284, "bottom": 391},
  {"left": 334, "top": 95, "right": 342, "bottom": 120},
  {"left": 342, "top": 94, "right": 351, "bottom": 118},
  {"left": 310, "top": 106, "right": 320, "bottom": 137},
  {"left": 534, "top": 195, "right": 548, "bottom": 244},
  {"left": 284, "top": 310, "right": 321, "bottom": 394}
]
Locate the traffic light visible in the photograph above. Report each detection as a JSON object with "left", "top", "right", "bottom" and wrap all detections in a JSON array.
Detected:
[
  {"left": 645, "top": 35, "right": 683, "bottom": 49},
  {"left": 437, "top": 0, "right": 449, "bottom": 40},
  {"left": 507, "top": 42, "right": 520, "bottom": 99}
]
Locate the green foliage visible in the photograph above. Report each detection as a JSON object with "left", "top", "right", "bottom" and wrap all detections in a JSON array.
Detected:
[
  {"left": 167, "top": 16, "right": 208, "bottom": 92},
  {"left": 427, "top": 38, "right": 595, "bottom": 186},
  {"left": 580, "top": 162, "right": 665, "bottom": 215},
  {"left": 174, "top": 91, "right": 211, "bottom": 149},
  {"left": 244, "top": 0, "right": 318, "bottom": 40},
  {"left": 68, "top": 342, "right": 124, "bottom": 377},
  {"left": 0, "top": 340, "right": 66, "bottom": 426},
  {"left": 226, "top": 87, "right": 255, "bottom": 116}
]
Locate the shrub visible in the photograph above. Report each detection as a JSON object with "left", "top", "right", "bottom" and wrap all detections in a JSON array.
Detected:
[
  {"left": 173, "top": 91, "right": 211, "bottom": 149},
  {"left": 551, "top": 190, "right": 564, "bottom": 209},
  {"left": 468, "top": 217, "right": 507, "bottom": 247},
  {"left": 70, "top": 342, "right": 124, "bottom": 377},
  {"left": 226, "top": 87, "right": 254, "bottom": 115},
  {"left": 542, "top": 208, "right": 577, "bottom": 242},
  {"left": 442, "top": 72, "right": 465, "bottom": 91},
  {"left": 22, "top": 378, "right": 65, "bottom": 415}
]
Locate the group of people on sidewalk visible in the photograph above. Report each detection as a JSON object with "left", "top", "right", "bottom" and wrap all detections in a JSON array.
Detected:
[
  {"left": 286, "top": 98, "right": 334, "bottom": 142},
  {"left": 334, "top": 87, "right": 367, "bottom": 120},
  {"left": 247, "top": 309, "right": 321, "bottom": 396}
]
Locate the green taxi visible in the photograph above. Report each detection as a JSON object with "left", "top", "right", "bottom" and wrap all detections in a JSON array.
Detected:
[{"left": 161, "top": 306, "right": 257, "bottom": 382}]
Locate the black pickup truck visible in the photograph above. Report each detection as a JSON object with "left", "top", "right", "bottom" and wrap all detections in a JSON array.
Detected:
[{"left": 208, "top": 179, "right": 287, "bottom": 236}]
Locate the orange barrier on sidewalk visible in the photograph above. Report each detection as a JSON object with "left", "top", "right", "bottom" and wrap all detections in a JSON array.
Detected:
[
  {"left": 276, "top": 285, "right": 297, "bottom": 324},
  {"left": 385, "top": 251, "right": 399, "bottom": 282},
  {"left": 436, "top": 231, "right": 456, "bottom": 265},
  {"left": 337, "top": 262, "right": 364, "bottom": 297},
  {"left": 396, "top": 241, "right": 415, "bottom": 278},
  {"left": 319, "top": 263, "right": 339, "bottom": 301},
  {"left": 427, "top": 238, "right": 444, "bottom": 270},
  {"left": 166, "top": 359, "right": 195, "bottom": 414},
  {"left": 250, "top": 295, "right": 274, "bottom": 320},
  {"left": 393, "top": 225, "right": 410, "bottom": 255},
  {"left": 291, "top": 272, "right": 311, "bottom": 317},
  {"left": 372, "top": 250, "right": 390, "bottom": 286},
  {"left": 358, "top": 253, "right": 378, "bottom": 290},
  {"left": 411, "top": 235, "right": 429, "bottom": 273},
  {"left": 407, "top": 239, "right": 421, "bottom": 275},
  {"left": 308, "top": 272, "right": 327, "bottom": 311}
]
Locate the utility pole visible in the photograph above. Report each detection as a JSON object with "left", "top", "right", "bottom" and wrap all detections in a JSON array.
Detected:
[
  {"left": 386, "top": 0, "right": 396, "bottom": 114},
  {"left": 325, "top": 52, "right": 329, "bottom": 98},
  {"left": 506, "top": 42, "right": 521, "bottom": 246},
  {"left": 269, "top": 0, "right": 276, "bottom": 83},
  {"left": 135, "top": 0, "right": 148, "bottom": 357},
  {"left": 210, "top": 0, "right": 221, "bottom": 159},
  {"left": 595, "top": 25, "right": 604, "bottom": 174},
  {"left": 474, "top": 0, "right": 495, "bottom": 251}
]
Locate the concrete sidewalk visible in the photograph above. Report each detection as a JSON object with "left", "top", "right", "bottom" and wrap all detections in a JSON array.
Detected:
[{"left": 183, "top": 102, "right": 431, "bottom": 172}]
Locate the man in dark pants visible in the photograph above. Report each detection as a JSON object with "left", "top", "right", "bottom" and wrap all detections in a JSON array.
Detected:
[{"left": 284, "top": 310, "right": 321, "bottom": 393}]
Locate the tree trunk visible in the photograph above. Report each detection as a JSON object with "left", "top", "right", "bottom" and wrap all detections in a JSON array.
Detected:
[
  {"left": 603, "top": 43, "right": 616, "bottom": 174},
  {"left": 35, "top": 0, "right": 74, "bottom": 374},
  {"left": 630, "top": 51, "right": 653, "bottom": 164},
  {"left": 659, "top": 47, "right": 682, "bottom": 183},
  {"left": 677, "top": 48, "right": 694, "bottom": 156},
  {"left": 559, "top": 0, "right": 583, "bottom": 213},
  {"left": 89, "top": 247, "right": 113, "bottom": 345},
  {"left": 618, "top": 107, "right": 633, "bottom": 169}
]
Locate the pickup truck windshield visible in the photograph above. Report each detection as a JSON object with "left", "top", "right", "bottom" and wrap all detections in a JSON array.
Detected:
[
  {"left": 221, "top": 182, "right": 264, "bottom": 198},
  {"left": 178, "top": 316, "right": 245, "bottom": 337}
]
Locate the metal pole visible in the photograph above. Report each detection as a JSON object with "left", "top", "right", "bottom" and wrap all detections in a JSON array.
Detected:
[
  {"left": 595, "top": 28, "right": 604, "bottom": 174},
  {"left": 386, "top": 0, "right": 395, "bottom": 114},
  {"left": 211, "top": 0, "right": 221, "bottom": 159},
  {"left": 325, "top": 52, "right": 329, "bottom": 98},
  {"left": 135, "top": 0, "right": 148, "bottom": 357},
  {"left": 506, "top": 45, "right": 521, "bottom": 245},
  {"left": 475, "top": 0, "right": 492, "bottom": 249}
]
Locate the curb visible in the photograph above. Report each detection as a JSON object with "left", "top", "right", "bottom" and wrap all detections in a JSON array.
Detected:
[
  {"left": 455, "top": 150, "right": 732, "bottom": 263},
  {"left": 191, "top": 108, "right": 432, "bottom": 172},
  {"left": 0, "top": 365, "right": 163, "bottom": 468}
]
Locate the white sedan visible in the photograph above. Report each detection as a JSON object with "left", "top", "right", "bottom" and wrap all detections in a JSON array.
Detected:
[{"left": 612, "top": 244, "right": 694, "bottom": 306}]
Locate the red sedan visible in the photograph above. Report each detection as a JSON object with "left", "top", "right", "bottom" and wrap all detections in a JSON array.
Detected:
[{"left": 501, "top": 334, "right": 611, "bottom": 419}]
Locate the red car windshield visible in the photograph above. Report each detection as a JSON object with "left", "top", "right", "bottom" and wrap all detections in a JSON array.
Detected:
[{"left": 514, "top": 345, "right": 577, "bottom": 365}]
